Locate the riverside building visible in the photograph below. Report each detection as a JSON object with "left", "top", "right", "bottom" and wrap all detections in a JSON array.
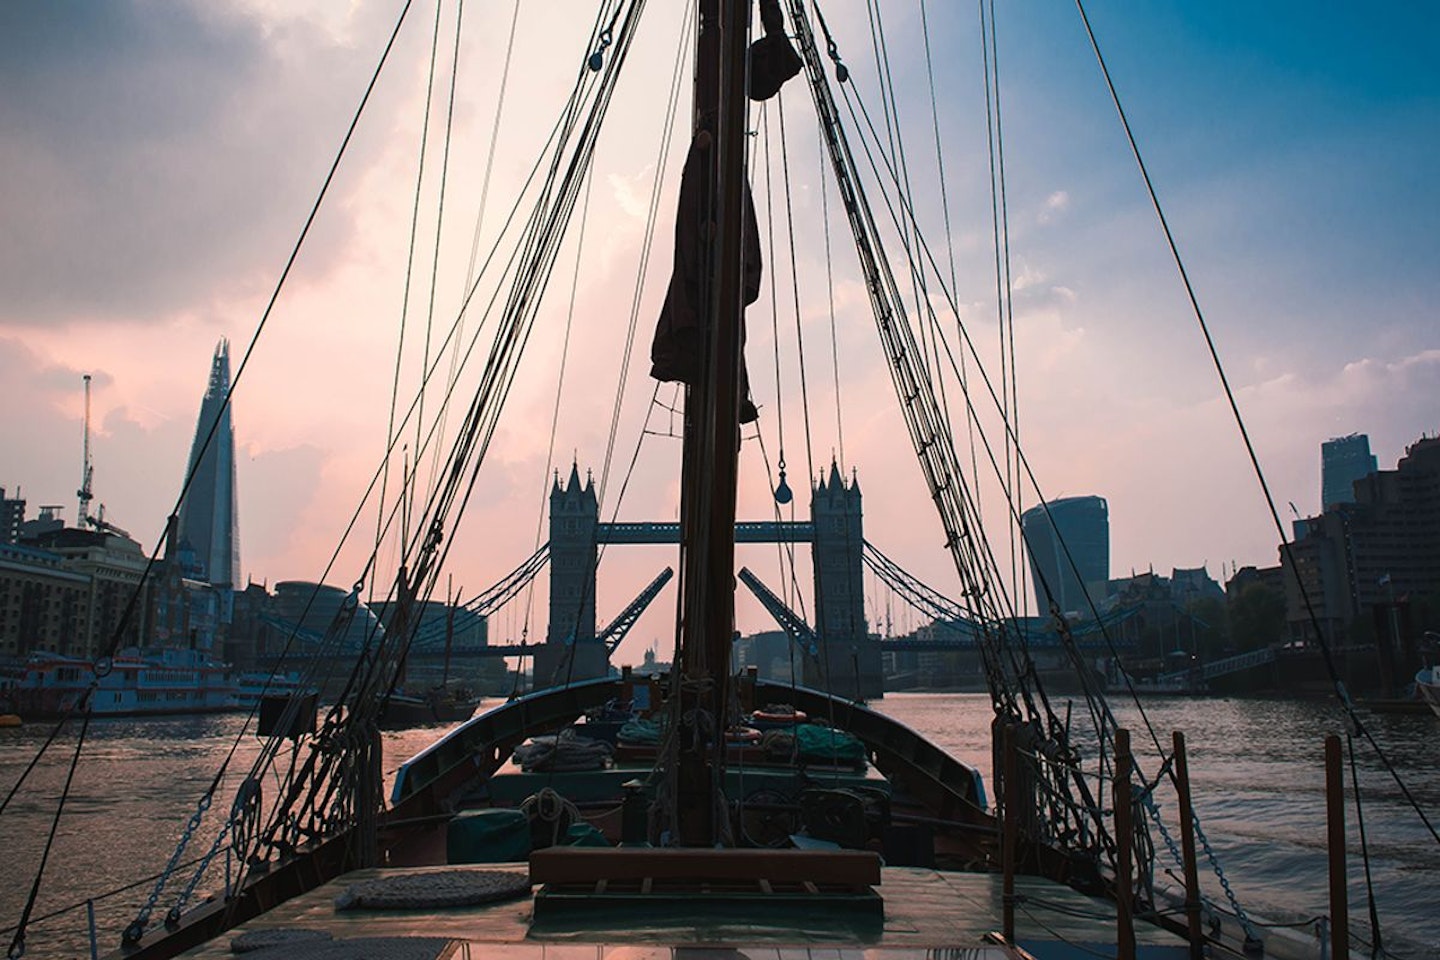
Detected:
[{"left": 1285, "top": 435, "right": 1440, "bottom": 644}]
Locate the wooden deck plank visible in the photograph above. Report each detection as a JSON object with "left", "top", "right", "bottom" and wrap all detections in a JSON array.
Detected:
[{"left": 174, "top": 865, "right": 1191, "bottom": 959}]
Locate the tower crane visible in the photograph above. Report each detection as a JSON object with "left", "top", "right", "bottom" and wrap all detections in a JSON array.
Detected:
[{"left": 77, "top": 374, "right": 93, "bottom": 528}]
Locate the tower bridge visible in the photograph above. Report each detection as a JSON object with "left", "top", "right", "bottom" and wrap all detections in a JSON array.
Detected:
[
  {"left": 266, "top": 461, "right": 1137, "bottom": 697},
  {"left": 539, "top": 461, "right": 879, "bottom": 698}
]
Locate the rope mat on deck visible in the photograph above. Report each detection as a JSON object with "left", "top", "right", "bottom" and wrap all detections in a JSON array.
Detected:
[
  {"left": 335, "top": 870, "right": 532, "bottom": 911},
  {"left": 232, "top": 934, "right": 457, "bottom": 959}
]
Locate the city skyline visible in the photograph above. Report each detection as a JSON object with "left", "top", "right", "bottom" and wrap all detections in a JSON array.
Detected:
[{"left": 2, "top": 2, "right": 1437, "bottom": 655}]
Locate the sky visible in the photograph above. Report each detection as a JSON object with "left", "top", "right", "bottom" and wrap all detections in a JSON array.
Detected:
[{"left": 1, "top": 0, "right": 1437, "bottom": 663}]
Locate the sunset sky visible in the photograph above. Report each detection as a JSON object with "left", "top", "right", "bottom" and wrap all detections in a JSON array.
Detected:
[{"left": 2, "top": 1, "right": 1436, "bottom": 662}]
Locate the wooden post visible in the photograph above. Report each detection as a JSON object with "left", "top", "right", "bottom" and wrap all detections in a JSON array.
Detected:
[
  {"left": 1172, "top": 731, "right": 1204, "bottom": 960},
  {"left": 1114, "top": 727, "right": 1136, "bottom": 960},
  {"left": 1002, "top": 722, "right": 1018, "bottom": 942},
  {"left": 1325, "top": 734, "right": 1349, "bottom": 960}
]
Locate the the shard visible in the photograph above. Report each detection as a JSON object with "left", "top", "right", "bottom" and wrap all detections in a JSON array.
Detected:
[{"left": 176, "top": 339, "right": 240, "bottom": 587}]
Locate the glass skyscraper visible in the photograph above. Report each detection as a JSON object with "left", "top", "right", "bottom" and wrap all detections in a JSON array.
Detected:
[
  {"left": 176, "top": 340, "right": 240, "bottom": 587},
  {"left": 1021, "top": 495, "right": 1109, "bottom": 616},
  {"left": 1321, "top": 433, "right": 1377, "bottom": 510}
]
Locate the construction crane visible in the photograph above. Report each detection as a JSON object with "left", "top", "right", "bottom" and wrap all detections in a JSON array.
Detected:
[{"left": 77, "top": 374, "right": 93, "bottom": 529}]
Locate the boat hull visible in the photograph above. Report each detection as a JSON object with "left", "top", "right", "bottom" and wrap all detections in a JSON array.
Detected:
[{"left": 1417, "top": 667, "right": 1440, "bottom": 718}]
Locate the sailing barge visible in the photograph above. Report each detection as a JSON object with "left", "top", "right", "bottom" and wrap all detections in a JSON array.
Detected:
[{"left": 5, "top": 1, "right": 1416, "bottom": 959}]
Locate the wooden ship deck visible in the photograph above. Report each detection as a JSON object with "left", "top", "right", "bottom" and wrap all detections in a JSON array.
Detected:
[{"left": 174, "top": 861, "right": 1198, "bottom": 960}]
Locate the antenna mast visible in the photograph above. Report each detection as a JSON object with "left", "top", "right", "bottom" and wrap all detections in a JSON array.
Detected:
[{"left": 77, "top": 374, "right": 94, "bottom": 529}]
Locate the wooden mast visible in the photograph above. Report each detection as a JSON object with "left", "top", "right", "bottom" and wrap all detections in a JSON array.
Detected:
[{"left": 674, "top": 0, "right": 750, "bottom": 846}]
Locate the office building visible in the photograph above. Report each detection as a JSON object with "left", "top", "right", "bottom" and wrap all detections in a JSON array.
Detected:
[
  {"left": 1321, "top": 433, "right": 1377, "bottom": 511},
  {"left": 1285, "top": 435, "right": 1440, "bottom": 643},
  {"left": 1022, "top": 496, "right": 1109, "bottom": 616},
  {"left": 176, "top": 340, "right": 241, "bottom": 587},
  {"left": 0, "top": 487, "right": 23, "bottom": 545}
]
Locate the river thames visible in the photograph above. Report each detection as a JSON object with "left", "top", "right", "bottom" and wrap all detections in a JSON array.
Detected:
[{"left": 2, "top": 693, "right": 1437, "bottom": 959}]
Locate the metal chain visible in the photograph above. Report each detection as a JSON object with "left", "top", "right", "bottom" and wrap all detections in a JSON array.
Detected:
[
  {"left": 166, "top": 819, "right": 234, "bottom": 927},
  {"left": 123, "top": 791, "right": 212, "bottom": 946},
  {"left": 167, "top": 773, "right": 262, "bottom": 923},
  {"left": 1139, "top": 784, "right": 1260, "bottom": 946}
]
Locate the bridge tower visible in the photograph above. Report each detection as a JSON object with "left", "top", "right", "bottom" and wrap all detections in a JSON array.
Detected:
[
  {"left": 809, "top": 461, "right": 882, "bottom": 699},
  {"left": 537, "top": 463, "right": 607, "bottom": 686}
]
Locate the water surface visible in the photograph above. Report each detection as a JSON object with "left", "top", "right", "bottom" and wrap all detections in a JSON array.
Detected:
[{"left": 2, "top": 695, "right": 1435, "bottom": 959}]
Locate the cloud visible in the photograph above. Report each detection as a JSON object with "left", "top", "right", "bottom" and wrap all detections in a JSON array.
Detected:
[
  {"left": 0, "top": 0, "right": 392, "bottom": 327},
  {"left": 1038, "top": 190, "right": 1070, "bottom": 224},
  {"left": 608, "top": 166, "right": 658, "bottom": 220}
]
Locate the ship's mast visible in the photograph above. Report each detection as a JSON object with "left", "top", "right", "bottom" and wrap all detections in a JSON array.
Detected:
[
  {"left": 673, "top": 0, "right": 750, "bottom": 846},
  {"left": 77, "top": 374, "right": 93, "bottom": 529}
]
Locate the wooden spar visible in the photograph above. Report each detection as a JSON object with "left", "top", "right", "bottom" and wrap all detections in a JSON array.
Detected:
[
  {"left": 1172, "top": 731, "right": 1205, "bottom": 960},
  {"left": 1325, "top": 734, "right": 1350, "bottom": 960},
  {"left": 1114, "top": 727, "right": 1136, "bottom": 960},
  {"left": 675, "top": 0, "right": 750, "bottom": 846}
]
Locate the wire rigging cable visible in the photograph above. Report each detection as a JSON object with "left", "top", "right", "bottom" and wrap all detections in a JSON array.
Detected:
[
  {"left": 1074, "top": 0, "right": 1437, "bottom": 848},
  {"left": 977, "top": 0, "right": 1023, "bottom": 612},
  {"left": 417, "top": 0, "right": 474, "bottom": 509},
  {"left": 597, "top": 1, "right": 695, "bottom": 509},
  {"left": 800, "top": 0, "right": 1134, "bottom": 879},
  {"left": 5, "top": 5, "right": 424, "bottom": 952},
  {"left": 378, "top": 0, "right": 451, "bottom": 587},
  {"left": 118, "top": 2, "right": 657, "bottom": 943}
]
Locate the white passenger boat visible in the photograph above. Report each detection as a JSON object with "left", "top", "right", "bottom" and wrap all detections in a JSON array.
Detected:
[{"left": 13, "top": 647, "right": 234, "bottom": 718}]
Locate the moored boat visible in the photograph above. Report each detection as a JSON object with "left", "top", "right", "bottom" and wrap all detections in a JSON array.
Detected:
[
  {"left": 13, "top": 647, "right": 234, "bottom": 719},
  {"left": 379, "top": 682, "right": 482, "bottom": 729},
  {"left": 230, "top": 669, "right": 312, "bottom": 711},
  {"left": 1417, "top": 665, "right": 1440, "bottom": 718}
]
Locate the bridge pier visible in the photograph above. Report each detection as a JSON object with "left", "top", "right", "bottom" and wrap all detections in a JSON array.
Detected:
[
  {"left": 808, "top": 462, "right": 882, "bottom": 700},
  {"left": 540, "top": 465, "right": 607, "bottom": 686}
]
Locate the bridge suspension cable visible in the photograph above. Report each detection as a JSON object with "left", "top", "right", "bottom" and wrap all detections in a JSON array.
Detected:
[{"left": 410, "top": 543, "right": 550, "bottom": 650}]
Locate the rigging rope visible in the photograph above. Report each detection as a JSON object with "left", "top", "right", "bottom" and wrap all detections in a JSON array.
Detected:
[
  {"left": 551, "top": 0, "right": 691, "bottom": 693},
  {"left": 416, "top": 0, "right": 472, "bottom": 508},
  {"left": 918, "top": 0, "right": 980, "bottom": 524},
  {"left": 801, "top": 0, "right": 1130, "bottom": 878},
  {"left": 776, "top": 93, "right": 820, "bottom": 505},
  {"left": 1073, "top": 0, "right": 1438, "bottom": 849},
  {"left": 816, "top": 122, "right": 847, "bottom": 473},
  {"left": 518, "top": 166, "right": 594, "bottom": 674},
  {"left": 376, "top": 0, "right": 447, "bottom": 586},
  {"left": 977, "top": 0, "right": 1023, "bottom": 613},
  {"left": 148, "top": 0, "right": 654, "bottom": 940},
  {"left": 7, "top": 4, "right": 423, "bottom": 952},
  {"left": 597, "top": 0, "right": 693, "bottom": 508}
]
